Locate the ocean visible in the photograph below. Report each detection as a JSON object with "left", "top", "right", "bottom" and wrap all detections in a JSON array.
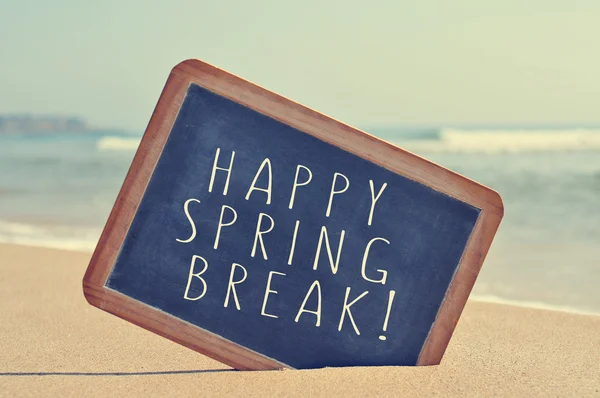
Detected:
[{"left": 1, "top": 127, "right": 599, "bottom": 314}]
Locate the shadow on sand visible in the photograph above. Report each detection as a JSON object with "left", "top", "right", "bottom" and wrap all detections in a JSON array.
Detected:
[{"left": 0, "top": 369, "right": 233, "bottom": 376}]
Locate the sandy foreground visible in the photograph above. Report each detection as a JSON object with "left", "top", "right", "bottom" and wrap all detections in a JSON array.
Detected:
[{"left": 0, "top": 243, "right": 598, "bottom": 397}]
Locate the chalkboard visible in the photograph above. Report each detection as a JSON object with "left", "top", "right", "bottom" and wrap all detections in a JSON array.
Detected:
[{"left": 83, "top": 60, "right": 503, "bottom": 370}]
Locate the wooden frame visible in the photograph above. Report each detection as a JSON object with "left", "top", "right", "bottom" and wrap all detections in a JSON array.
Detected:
[{"left": 83, "top": 59, "right": 503, "bottom": 370}]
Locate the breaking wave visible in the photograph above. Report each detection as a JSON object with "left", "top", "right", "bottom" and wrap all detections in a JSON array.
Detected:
[
  {"left": 95, "top": 129, "right": 600, "bottom": 154},
  {"left": 97, "top": 136, "right": 141, "bottom": 151},
  {"left": 395, "top": 128, "right": 600, "bottom": 154}
]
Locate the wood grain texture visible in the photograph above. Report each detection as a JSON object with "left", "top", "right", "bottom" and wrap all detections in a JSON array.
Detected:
[{"left": 83, "top": 58, "right": 503, "bottom": 370}]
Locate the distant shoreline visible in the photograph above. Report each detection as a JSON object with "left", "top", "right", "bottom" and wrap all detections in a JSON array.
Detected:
[{"left": 0, "top": 114, "right": 88, "bottom": 133}]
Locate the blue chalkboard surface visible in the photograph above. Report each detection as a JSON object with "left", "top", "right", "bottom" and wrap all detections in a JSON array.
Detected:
[
  {"left": 84, "top": 60, "right": 502, "bottom": 370},
  {"left": 105, "top": 83, "right": 478, "bottom": 369}
]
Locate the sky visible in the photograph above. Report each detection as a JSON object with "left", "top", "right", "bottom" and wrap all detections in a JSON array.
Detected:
[{"left": 1, "top": 0, "right": 599, "bottom": 131}]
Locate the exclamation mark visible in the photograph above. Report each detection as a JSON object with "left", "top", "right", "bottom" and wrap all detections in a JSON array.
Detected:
[{"left": 378, "top": 290, "right": 396, "bottom": 341}]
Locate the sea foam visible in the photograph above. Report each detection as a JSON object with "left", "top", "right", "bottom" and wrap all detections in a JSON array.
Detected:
[
  {"left": 471, "top": 294, "right": 600, "bottom": 317},
  {"left": 97, "top": 136, "right": 141, "bottom": 151},
  {"left": 0, "top": 220, "right": 100, "bottom": 252}
]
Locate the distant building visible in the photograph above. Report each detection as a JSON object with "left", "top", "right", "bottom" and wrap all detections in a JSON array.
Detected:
[{"left": 0, "top": 115, "right": 88, "bottom": 133}]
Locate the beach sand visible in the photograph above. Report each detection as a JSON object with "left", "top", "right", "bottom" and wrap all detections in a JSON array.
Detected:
[{"left": 0, "top": 243, "right": 598, "bottom": 397}]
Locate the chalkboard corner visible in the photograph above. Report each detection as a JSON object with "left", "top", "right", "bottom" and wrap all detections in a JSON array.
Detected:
[
  {"left": 416, "top": 189, "right": 504, "bottom": 366},
  {"left": 488, "top": 188, "right": 505, "bottom": 218},
  {"left": 82, "top": 279, "right": 291, "bottom": 371},
  {"left": 171, "top": 59, "right": 228, "bottom": 83}
]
